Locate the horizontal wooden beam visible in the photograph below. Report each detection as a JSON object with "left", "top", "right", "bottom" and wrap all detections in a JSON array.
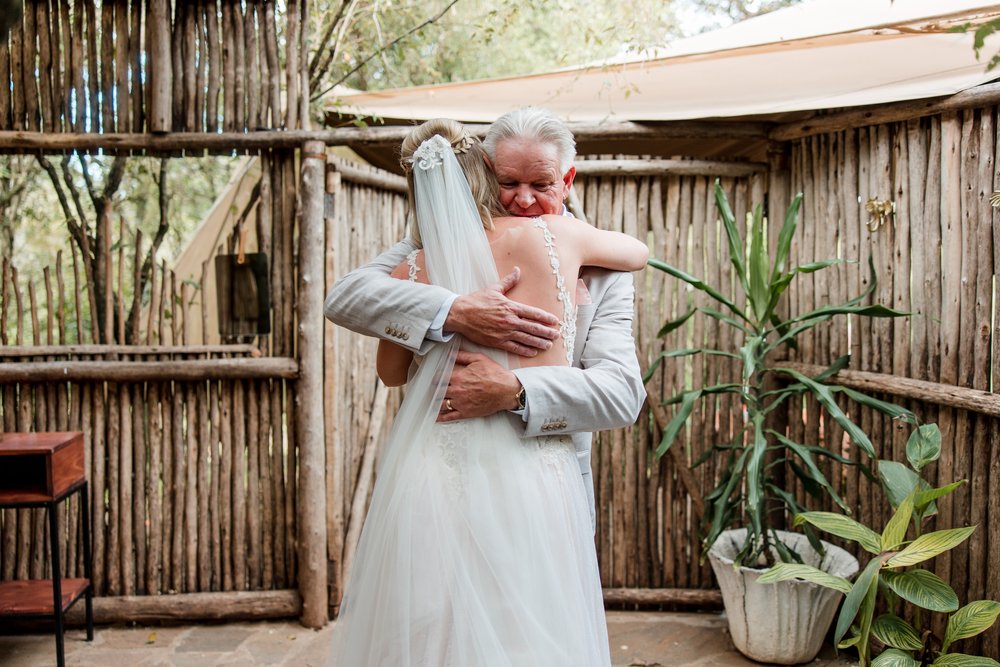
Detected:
[
  {"left": 575, "top": 158, "right": 766, "bottom": 177},
  {"left": 0, "top": 357, "right": 298, "bottom": 382},
  {"left": 777, "top": 362, "right": 1000, "bottom": 419},
  {"left": 64, "top": 590, "right": 302, "bottom": 624},
  {"left": 0, "top": 344, "right": 260, "bottom": 358},
  {"left": 328, "top": 159, "right": 408, "bottom": 193},
  {"left": 603, "top": 588, "right": 723, "bottom": 607},
  {"left": 771, "top": 81, "right": 1000, "bottom": 141},
  {"left": 0, "top": 120, "right": 770, "bottom": 153}
]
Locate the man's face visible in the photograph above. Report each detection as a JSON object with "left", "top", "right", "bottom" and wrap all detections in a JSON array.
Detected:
[{"left": 493, "top": 137, "right": 576, "bottom": 217}]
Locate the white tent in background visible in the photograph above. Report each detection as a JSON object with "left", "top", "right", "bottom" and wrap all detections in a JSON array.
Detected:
[{"left": 325, "top": 0, "right": 1000, "bottom": 124}]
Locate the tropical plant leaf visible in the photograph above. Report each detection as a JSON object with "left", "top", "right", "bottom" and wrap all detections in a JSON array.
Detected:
[
  {"left": 943, "top": 601, "right": 1000, "bottom": 653},
  {"left": 772, "top": 431, "right": 848, "bottom": 510},
  {"left": 758, "top": 562, "right": 851, "bottom": 594},
  {"left": 748, "top": 205, "right": 770, "bottom": 324},
  {"left": 882, "top": 492, "right": 915, "bottom": 551},
  {"left": 873, "top": 649, "right": 921, "bottom": 667},
  {"left": 872, "top": 614, "right": 924, "bottom": 651},
  {"left": 657, "top": 307, "right": 697, "bottom": 337},
  {"left": 745, "top": 414, "right": 767, "bottom": 518},
  {"left": 778, "top": 368, "right": 875, "bottom": 458},
  {"left": 882, "top": 569, "right": 959, "bottom": 613},
  {"left": 700, "top": 305, "right": 753, "bottom": 334},
  {"left": 794, "top": 511, "right": 882, "bottom": 554},
  {"left": 839, "top": 386, "right": 917, "bottom": 424},
  {"left": 647, "top": 258, "right": 745, "bottom": 320},
  {"left": 784, "top": 302, "right": 908, "bottom": 328},
  {"left": 703, "top": 449, "right": 748, "bottom": 555},
  {"left": 713, "top": 179, "right": 749, "bottom": 295},
  {"left": 643, "top": 348, "right": 738, "bottom": 383},
  {"left": 656, "top": 390, "right": 702, "bottom": 456},
  {"left": 931, "top": 653, "right": 1000, "bottom": 666},
  {"left": 835, "top": 557, "right": 882, "bottom": 646},
  {"left": 770, "top": 191, "right": 803, "bottom": 284},
  {"left": 914, "top": 481, "right": 966, "bottom": 518},
  {"left": 906, "top": 423, "right": 941, "bottom": 472},
  {"left": 879, "top": 460, "right": 921, "bottom": 509},
  {"left": 884, "top": 526, "right": 977, "bottom": 568}
]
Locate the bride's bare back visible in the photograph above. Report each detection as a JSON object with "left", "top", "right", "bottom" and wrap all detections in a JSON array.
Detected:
[{"left": 380, "top": 214, "right": 647, "bottom": 380}]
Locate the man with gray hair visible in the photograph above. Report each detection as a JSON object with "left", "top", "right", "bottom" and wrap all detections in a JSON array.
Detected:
[{"left": 324, "top": 107, "right": 645, "bottom": 526}]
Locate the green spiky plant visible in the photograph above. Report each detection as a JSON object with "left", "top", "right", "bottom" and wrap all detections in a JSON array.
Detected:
[
  {"left": 761, "top": 424, "right": 1000, "bottom": 667},
  {"left": 647, "top": 179, "right": 913, "bottom": 568}
]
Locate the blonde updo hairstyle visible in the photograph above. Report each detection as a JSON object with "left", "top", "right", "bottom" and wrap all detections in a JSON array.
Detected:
[{"left": 399, "top": 118, "right": 502, "bottom": 246}]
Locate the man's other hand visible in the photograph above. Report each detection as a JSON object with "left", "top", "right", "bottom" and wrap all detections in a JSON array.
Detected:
[
  {"left": 445, "top": 268, "right": 560, "bottom": 357},
  {"left": 438, "top": 351, "right": 521, "bottom": 422}
]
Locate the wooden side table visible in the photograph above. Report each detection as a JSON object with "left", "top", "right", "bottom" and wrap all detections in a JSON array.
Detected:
[{"left": 0, "top": 432, "right": 94, "bottom": 667}]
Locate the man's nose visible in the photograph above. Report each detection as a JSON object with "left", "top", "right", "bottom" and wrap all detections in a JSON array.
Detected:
[{"left": 514, "top": 186, "right": 534, "bottom": 206}]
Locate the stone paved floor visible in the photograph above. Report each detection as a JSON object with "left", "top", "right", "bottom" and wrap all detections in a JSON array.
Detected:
[{"left": 0, "top": 611, "right": 858, "bottom": 666}]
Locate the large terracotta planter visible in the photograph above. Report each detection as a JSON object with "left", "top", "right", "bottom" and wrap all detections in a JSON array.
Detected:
[{"left": 708, "top": 528, "right": 859, "bottom": 665}]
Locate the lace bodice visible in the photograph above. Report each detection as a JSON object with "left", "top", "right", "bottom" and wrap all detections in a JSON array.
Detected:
[
  {"left": 406, "top": 249, "right": 421, "bottom": 282},
  {"left": 531, "top": 218, "right": 576, "bottom": 365}
]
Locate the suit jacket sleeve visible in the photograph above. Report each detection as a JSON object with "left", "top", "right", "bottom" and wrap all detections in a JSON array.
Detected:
[
  {"left": 512, "top": 270, "right": 646, "bottom": 437},
  {"left": 323, "top": 238, "right": 455, "bottom": 354}
]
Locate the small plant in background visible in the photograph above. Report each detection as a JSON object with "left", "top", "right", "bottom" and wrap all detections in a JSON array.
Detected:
[
  {"left": 761, "top": 424, "right": 1000, "bottom": 666},
  {"left": 646, "top": 179, "right": 912, "bottom": 568}
]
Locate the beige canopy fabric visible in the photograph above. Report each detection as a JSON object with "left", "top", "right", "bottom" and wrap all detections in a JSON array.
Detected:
[{"left": 328, "top": 0, "right": 1000, "bottom": 124}]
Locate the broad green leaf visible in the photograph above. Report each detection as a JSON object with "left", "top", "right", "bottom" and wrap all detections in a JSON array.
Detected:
[
  {"left": 647, "top": 258, "right": 744, "bottom": 320},
  {"left": 783, "top": 302, "right": 908, "bottom": 328},
  {"left": 772, "top": 431, "right": 848, "bottom": 510},
  {"left": 873, "top": 649, "right": 921, "bottom": 667},
  {"left": 758, "top": 562, "right": 851, "bottom": 594},
  {"left": 884, "top": 526, "right": 977, "bottom": 568},
  {"left": 906, "top": 423, "right": 941, "bottom": 471},
  {"left": 770, "top": 192, "right": 803, "bottom": 284},
  {"left": 794, "top": 511, "right": 881, "bottom": 554},
  {"left": 932, "top": 653, "right": 1000, "bottom": 667},
  {"left": 882, "top": 570, "right": 959, "bottom": 613},
  {"left": 914, "top": 481, "right": 966, "bottom": 518},
  {"left": 879, "top": 460, "right": 921, "bottom": 509},
  {"left": 704, "top": 450, "right": 749, "bottom": 553},
  {"left": 872, "top": 614, "right": 924, "bottom": 651},
  {"left": 657, "top": 308, "right": 696, "bottom": 337},
  {"left": 656, "top": 390, "right": 702, "bottom": 457},
  {"left": 700, "top": 305, "right": 753, "bottom": 334},
  {"left": 778, "top": 368, "right": 875, "bottom": 457},
  {"left": 713, "top": 180, "right": 749, "bottom": 295},
  {"left": 739, "top": 336, "right": 763, "bottom": 384},
  {"left": 882, "top": 492, "right": 915, "bottom": 551},
  {"left": 943, "top": 601, "right": 1000, "bottom": 652},
  {"left": 835, "top": 557, "right": 882, "bottom": 646}
]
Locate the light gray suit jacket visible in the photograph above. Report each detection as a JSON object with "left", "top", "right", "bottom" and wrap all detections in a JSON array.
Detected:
[{"left": 323, "top": 237, "right": 646, "bottom": 527}]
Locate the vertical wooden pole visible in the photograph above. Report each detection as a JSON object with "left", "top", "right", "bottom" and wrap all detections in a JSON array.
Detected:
[
  {"left": 297, "top": 140, "right": 328, "bottom": 628},
  {"left": 149, "top": 0, "right": 171, "bottom": 132}
]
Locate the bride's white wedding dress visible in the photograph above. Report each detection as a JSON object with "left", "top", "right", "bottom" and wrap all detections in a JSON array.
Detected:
[{"left": 329, "top": 136, "right": 610, "bottom": 666}]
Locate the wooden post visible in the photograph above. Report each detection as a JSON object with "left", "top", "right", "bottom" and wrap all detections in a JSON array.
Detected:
[
  {"left": 149, "top": 0, "right": 172, "bottom": 132},
  {"left": 296, "top": 140, "right": 328, "bottom": 628}
]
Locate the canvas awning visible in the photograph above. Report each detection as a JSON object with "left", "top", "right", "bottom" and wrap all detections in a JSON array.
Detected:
[{"left": 326, "top": 0, "right": 1000, "bottom": 124}]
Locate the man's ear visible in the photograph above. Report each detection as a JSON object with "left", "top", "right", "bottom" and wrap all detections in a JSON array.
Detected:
[
  {"left": 561, "top": 166, "right": 577, "bottom": 191},
  {"left": 483, "top": 153, "right": 495, "bottom": 173}
]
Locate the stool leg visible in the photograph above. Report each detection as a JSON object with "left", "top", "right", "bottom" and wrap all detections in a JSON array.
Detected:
[
  {"left": 48, "top": 502, "right": 65, "bottom": 667},
  {"left": 81, "top": 483, "right": 93, "bottom": 641}
]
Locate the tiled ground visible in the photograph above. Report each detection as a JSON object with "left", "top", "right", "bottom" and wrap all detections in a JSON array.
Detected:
[{"left": 0, "top": 611, "right": 857, "bottom": 666}]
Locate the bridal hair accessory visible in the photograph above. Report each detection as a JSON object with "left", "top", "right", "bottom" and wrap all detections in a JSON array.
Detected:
[{"left": 405, "top": 133, "right": 475, "bottom": 172}]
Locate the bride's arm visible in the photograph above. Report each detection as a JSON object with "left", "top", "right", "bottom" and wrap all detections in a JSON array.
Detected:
[{"left": 545, "top": 215, "right": 648, "bottom": 272}]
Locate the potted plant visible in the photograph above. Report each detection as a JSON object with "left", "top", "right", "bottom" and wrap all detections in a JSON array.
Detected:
[
  {"left": 761, "top": 424, "right": 1000, "bottom": 667},
  {"left": 647, "top": 180, "right": 915, "bottom": 663}
]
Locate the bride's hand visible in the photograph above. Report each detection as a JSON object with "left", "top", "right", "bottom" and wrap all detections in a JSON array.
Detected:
[
  {"left": 444, "top": 268, "right": 560, "bottom": 357},
  {"left": 438, "top": 351, "right": 522, "bottom": 422}
]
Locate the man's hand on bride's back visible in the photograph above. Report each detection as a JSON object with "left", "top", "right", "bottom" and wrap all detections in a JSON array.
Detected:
[{"left": 445, "top": 268, "right": 560, "bottom": 357}]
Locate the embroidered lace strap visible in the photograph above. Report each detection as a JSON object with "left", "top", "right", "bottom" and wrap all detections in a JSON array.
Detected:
[
  {"left": 531, "top": 218, "right": 576, "bottom": 365},
  {"left": 405, "top": 249, "right": 421, "bottom": 282}
]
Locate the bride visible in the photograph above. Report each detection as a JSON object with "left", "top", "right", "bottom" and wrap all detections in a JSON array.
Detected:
[{"left": 328, "top": 118, "right": 648, "bottom": 666}]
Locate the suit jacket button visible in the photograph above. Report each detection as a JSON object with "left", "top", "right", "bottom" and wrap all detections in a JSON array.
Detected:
[
  {"left": 402, "top": 332, "right": 410, "bottom": 341},
  {"left": 384, "top": 326, "right": 391, "bottom": 334}
]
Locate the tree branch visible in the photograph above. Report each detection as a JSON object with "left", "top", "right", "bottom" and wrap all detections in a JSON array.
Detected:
[
  {"left": 308, "top": 0, "right": 351, "bottom": 83},
  {"left": 312, "top": 0, "right": 461, "bottom": 101}
]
